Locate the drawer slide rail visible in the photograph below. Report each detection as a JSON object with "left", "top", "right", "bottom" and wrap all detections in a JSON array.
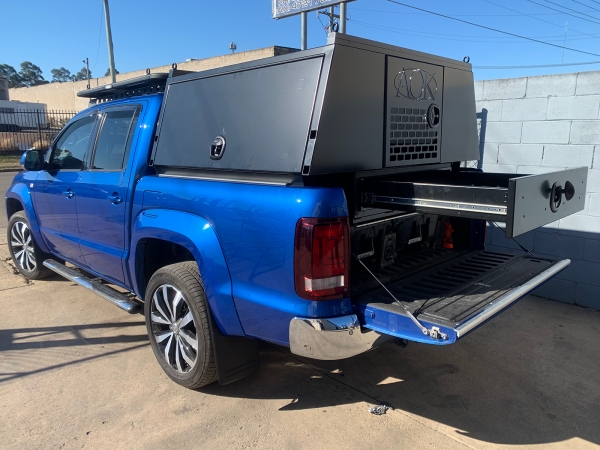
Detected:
[{"left": 361, "top": 167, "right": 587, "bottom": 238}]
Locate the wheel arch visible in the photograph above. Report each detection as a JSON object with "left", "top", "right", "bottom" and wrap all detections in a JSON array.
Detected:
[
  {"left": 130, "top": 209, "right": 245, "bottom": 337},
  {"left": 134, "top": 237, "right": 195, "bottom": 296},
  {"left": 5, "top": 183, "right": 50, "bottom": 254},
  {"left": 6, "top": 197, "right": 24, "bottom": 218}
]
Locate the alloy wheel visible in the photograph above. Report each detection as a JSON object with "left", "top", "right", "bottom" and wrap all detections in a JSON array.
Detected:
[
  {"left": 150, "top": 284, "right": 198, "bottom": 373},
  {"left": 10, "top": 221, "right": 36, "bottom": 272}
]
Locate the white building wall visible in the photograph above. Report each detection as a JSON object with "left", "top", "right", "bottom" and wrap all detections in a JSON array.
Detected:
[{"left": 476, "top": 71, "right": 600, "bottom": 308}]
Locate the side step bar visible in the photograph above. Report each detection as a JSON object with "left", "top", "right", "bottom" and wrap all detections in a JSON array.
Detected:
[{"left": 43, "top": 259, "right": 141, "bottom": 314}]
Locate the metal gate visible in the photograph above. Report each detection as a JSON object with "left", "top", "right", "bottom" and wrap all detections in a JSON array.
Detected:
[{"left": 0, "top": 109, "right": 76, "bottom": 153}]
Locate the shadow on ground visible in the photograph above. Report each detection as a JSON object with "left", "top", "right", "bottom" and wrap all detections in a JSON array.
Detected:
[
  {"left": 0, "top": 320, "right": 148, "bottom": 383},
  {"left": 206, "top": 299, "right": 600, "bottom": 446},
  {"left": 2, "top": 296, "right": 598, "bottom": 446}
]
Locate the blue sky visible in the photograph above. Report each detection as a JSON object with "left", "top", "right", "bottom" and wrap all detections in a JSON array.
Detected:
[{"left": 3, "top": 0, "right": 600, "bottom": 81}]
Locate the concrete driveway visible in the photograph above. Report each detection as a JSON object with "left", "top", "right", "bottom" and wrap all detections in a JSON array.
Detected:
[{"left": 1, "top": 171, "right": 599, "bottom": 449}]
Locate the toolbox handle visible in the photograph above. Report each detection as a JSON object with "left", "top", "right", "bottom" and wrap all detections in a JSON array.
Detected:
[{"left": 550, "top": 180, "right": 575, "bottom": 213}]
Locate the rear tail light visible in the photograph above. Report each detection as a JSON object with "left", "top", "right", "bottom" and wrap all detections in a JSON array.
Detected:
[{"left": 294, "top": 217, "right": 350, "bottom": 300}]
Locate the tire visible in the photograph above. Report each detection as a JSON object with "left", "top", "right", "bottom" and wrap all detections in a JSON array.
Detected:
[
  {"left": 7, "top": 211, "right": 52, "bottom": 280},
  {"left": 144, "top": 262, "right": 217, "bottom": 389}
]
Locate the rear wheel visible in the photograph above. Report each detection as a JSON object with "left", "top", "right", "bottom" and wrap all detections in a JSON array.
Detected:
[
  {"left": 7, "top": 211, "right": 52, "bottom": 280},
  {"left": 144, "top": 262, "right": 217, "bottom": 389}
]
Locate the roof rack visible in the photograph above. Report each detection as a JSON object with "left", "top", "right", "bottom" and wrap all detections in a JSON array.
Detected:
[
  {"left": 77, "top": 67, "right": 199, "bottom": 104},
  {"left": 77, "top": 73, "right": 170, "bottom": 104},
  {"left": 76, "top": 65, "right": 201, "bottom": 104}
]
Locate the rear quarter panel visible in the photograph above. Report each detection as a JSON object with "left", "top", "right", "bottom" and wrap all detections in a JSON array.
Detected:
[{"left": 132, "top": 176, "right": 352, "bottom": 345}]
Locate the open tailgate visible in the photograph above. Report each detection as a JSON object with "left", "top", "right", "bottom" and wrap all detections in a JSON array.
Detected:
[{"left": 352, "top": 250, "right": 570, "bottom": 345}]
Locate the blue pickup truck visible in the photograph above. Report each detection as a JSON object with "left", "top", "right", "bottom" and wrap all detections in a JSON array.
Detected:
[{"left": 5, "top": 35, "right": 586, "bottom": 389}]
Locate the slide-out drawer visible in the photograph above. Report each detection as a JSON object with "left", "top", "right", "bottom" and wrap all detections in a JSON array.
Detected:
[{"left": 361, "top": 167, "right": 587, "bottom": 238}]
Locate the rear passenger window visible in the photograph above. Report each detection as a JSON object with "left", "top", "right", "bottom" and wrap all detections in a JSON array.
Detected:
[{"left": 92, "top": 110, "right": 136, "bottom": 170}]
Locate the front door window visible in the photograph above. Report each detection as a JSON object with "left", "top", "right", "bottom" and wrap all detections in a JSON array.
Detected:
[{"left": 50, "top": 115, "right": 96, "bottom": 171}]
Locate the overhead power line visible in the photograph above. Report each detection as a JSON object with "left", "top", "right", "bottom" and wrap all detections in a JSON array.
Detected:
[
  {"left": 540, "top": 0, "right": 600, "bottom": 20},
  {"left": 350, "top": 7, "right": 599, "bottom": 17},
  {"left": 92, "top": 2, "right": 104, "bottom": 70},
  {"left": 483, "top": 0, "right": 599, "bottom": 38},
  {"left": 527, "top": 0, "right": 600, "bottom": 25},
  {"left": 386, "top": 0, "right": 600, "bottom": 57},
  {"left": 351, "top": 19, "right": 600, "bottom": 43},
  {"left": 571, "top": 0, "right": 600, "bottom": 13},
  {"left": 474, "top": 60, "right": 600, "bottom": 69}
]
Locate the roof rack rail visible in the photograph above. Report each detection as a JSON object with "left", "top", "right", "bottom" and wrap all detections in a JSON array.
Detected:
[
  {"left": 77, "top": 73, "right": 170, "bottom": 104},
  {"left": 169, "top": 68, "right": 196, "bottom": 78}
]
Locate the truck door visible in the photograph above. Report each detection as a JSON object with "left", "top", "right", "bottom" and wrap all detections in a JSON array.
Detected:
[
  {"left": 34, "top": 113, "right": 98, "bottom": 262},
  {"left": 76, "top": 106, "right": 140, "bottom": 284}
]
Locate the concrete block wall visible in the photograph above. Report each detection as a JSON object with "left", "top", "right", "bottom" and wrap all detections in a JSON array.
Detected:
[{"left": 476, "top": 71, "right": 600, "bottom": 309}]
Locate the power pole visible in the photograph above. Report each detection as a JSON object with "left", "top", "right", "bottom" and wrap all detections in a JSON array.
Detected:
[
  {"left": 301, "top": 12, "right": 307, "bottom": 50},
  {"left": 103, "top": 0, "right": 116, "bottom": 83},
  {"left": 329, "top": 6, "right": 335, "bottom": 31},
  {"left": 339, "top": 2, "right": 347, "bottom": 33},
  {"left": 82, "top": 57, "right": 90, "bottom": 88},
  {"left": 317, "top": 7, "right": 340, "bottom": 33}
]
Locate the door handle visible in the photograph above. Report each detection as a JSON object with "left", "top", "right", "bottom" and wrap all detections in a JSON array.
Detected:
[
  {"left": 63, "top": 190, "right": 74, "bottom": 199},
  {"left": 108, "top": 194, "right": 123, "bottom": 205}
]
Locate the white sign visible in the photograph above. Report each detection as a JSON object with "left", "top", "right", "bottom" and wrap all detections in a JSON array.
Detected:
[{"left": 273, "top": 0, "right": 354, "bottom": 19}]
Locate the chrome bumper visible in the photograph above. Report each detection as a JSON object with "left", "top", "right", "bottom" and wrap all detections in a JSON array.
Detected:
[{"left": 289, "top": 314, "right": 395, "bottom": 360}]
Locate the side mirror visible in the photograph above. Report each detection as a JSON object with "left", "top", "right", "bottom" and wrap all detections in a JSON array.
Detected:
[{"left": 22, "top": 150, "right": 46, "bottom": 171}]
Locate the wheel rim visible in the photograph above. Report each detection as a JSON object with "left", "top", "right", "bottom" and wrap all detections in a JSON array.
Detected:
[
  {"left": 10, "top": 220, "right": 36, "bottom": 272},
  {"left": 150, "top": 284, "right": 198, "bottom": 373}
]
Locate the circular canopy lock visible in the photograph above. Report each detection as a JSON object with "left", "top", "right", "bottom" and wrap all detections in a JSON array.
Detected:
[
  {"left": 427, "top": 104, "right": 441, "bottom": 128},
  {"left": 550, "top": 181, "right": 575, "bottom": 213}
]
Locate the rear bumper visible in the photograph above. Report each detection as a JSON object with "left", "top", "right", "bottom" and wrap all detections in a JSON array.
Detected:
[{"left": 289, "top": 314, "right": 395, "bottom": 360}]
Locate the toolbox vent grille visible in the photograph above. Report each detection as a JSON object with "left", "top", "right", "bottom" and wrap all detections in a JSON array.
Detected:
[{"left": 387, "top": 107, "right": 439, "bottom": 166}]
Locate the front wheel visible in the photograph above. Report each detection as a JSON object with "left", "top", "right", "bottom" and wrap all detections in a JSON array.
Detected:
[
  {"left": 7, "top": 211, "right": 52, "bottom": 280},
  {"left": 144, "top": 262, "right": 217, "bottom": 389}
]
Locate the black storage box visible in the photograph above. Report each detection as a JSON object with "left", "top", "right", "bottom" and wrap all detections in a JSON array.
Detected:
[{"left": 151, "top": 33, "right": 479, "bottom": 176}]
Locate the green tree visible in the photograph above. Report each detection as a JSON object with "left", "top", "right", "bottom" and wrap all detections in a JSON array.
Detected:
[
  {"left": 0, "top": 64, "right": 24, "bottom": 88},
  {"left": 18, "top": 61, "right": 48, "bottom": 86},
  {"left": 104, "top": 68, "right": 119, "bottom": 77},
  {"left": 50, "top": 67, "right": 74, "bottom": 82},
  {"left": 74, "top": 67, "right": 92, "bottom": 81}
]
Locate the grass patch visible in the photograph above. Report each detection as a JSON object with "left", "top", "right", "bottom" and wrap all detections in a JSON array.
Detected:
[{"left": 0, "top": 155, "right": 22, "bottom": 170}]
